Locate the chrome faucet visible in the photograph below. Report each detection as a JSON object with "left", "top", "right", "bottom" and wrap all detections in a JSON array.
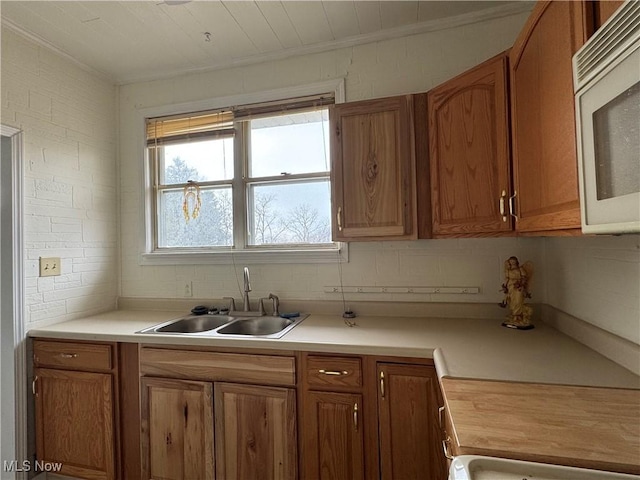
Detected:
[{"left": 242, "top": 266, "right": 251, "bottom": 312}]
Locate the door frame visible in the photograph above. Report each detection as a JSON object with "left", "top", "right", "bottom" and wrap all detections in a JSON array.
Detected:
[{"left": 1, "top": 124, "right": 26, "bottom": 478}]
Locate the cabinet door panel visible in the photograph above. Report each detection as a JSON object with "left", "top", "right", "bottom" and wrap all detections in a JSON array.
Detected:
[
  {"left": 215, "top": 382, "right": 297, "bottom": 480},
  {"left": 304, "top": 392, "right": 364, "bottom": 480},
  {"left": 428, "top": 53, "right": 511, "bottom": 235},
  {"left": 141, "top": 377, "right": 214, "bottom": 480},
  {"left": 377, "top": 364, "right": 445, "bottom": 480},
  {"left": 35, "top": 368, "right": 115, "bottom": 480},
  {"left": 331, "top": 96, "right": 416, "bottom": 241},
  {"left": 510, "top": 1, "right": 587, "bottom": 232}
]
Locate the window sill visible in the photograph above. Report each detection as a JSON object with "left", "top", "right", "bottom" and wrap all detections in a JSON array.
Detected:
[{"left": 140, "top": 245, "right": 348, "bottom": 265}]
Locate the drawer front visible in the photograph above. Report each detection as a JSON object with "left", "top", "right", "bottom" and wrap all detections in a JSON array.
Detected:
[
  {"left": 141, "top": 348, "right": 296, "bottom": 386},
  {"left": 33, "top": 340, "right": 113, "bottom": 371},
  {"left": 306, "top": 356, "right": 362, "bottom": 389}
]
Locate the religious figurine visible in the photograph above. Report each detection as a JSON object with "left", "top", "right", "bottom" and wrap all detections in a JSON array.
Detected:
[{"left": 499, "top": 256, "right": 534, "bottom": 329}]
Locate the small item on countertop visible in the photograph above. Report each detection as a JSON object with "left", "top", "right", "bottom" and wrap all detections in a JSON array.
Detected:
[
  {"left": 342, "top": 310, "right": 357, "bottom": 327},
  {"left": 280, "top": 312, "right": 300, "bottom": 319},
  {"left": 208, "top": 307, "right": 219, "bottom": 315},
  {"left": 190, "top": 305, "right": 209, "bottom": 315},
  {"left": 499, "top": 256, "right": 534, "bottom": 330},
  {"left": 219, "top": 307, "right": 229, "bottom": 315}
]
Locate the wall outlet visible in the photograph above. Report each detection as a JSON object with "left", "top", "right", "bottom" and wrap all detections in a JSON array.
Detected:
[
  {"left": 183, "top": 281, "right": 193, "bottom": 297},
  {"left": 40, "top": 257, "right": 61, "bottom": 277}
]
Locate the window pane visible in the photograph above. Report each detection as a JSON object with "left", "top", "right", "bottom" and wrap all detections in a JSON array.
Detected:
[
  {"left": 161, "top": 138, "right": 234, "bottom": 184},
  {"left": 249, "top": 110, "right": 330, "bottom": 178},
  {"left": 248, "top": 180, "right": 332, "bottom": 245},
  {"left": 158, "top": 187, "right": 233, "bottom": 247}
]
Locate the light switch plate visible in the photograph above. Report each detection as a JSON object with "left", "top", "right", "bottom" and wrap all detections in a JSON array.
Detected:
[{"left": 39, "top": 257, "right": 61, "bottom": 277}]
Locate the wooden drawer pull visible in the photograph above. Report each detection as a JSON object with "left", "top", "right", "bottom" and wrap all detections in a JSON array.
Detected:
[
  {"left": 353, "top": 402, "right": 358, "bottom": 431},
  {"left": 318, "top": 369, "right": 349, "bottom": 376},
  {"left": 59, "top": 353, "right": 78, "bottom": 359},
  {"left": 442, "top": 436, "right": 453, "bottom": 460}
]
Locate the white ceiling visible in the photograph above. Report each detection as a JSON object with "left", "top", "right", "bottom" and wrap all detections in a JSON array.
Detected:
[{"left": 1, "top": 1, "right": 531, "bottom": 85}]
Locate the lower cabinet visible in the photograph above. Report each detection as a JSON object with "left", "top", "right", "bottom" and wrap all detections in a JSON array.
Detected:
[
  {"left": 139, "top": 347, "right": 298, "bottom": 480},
  {"left": 33, "top": 340, "right": 118, "bottom": 480},
  {"left": 141, "top": 377, "right": 214, "bottom": 480},
  {"left": 303, "top": 391, "right": 365, "bottom": 480},
  {"left": 300, "top": 354, "right": 446, "bottom": 480},
  {"left": 377, "top": 363, "right": 447, "bottom": 480},
  {"left": 215, "top": 383, "right": 297, "bottom": 479}
]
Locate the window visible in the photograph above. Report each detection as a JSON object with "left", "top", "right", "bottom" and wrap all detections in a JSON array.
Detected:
[{"left": 146, "top": 95, "right": 335, "bottom": 257}]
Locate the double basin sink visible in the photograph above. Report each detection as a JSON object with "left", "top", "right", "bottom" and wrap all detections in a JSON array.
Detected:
[{"left": 137, "top": 313, "right": 307, "bottom": 339}]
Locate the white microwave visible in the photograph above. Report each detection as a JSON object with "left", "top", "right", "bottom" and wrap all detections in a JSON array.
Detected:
[{"left": 573, "top": 0, "right": 640, "bottom": 234}]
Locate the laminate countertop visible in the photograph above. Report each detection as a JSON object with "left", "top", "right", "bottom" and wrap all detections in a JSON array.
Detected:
[{"left": 28, "top": 308, "right": 640, "bottom": 389}]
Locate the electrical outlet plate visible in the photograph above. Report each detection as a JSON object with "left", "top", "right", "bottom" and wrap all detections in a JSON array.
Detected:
[{"left": 40, "top": 257, "right": 61, "bottom": 277}]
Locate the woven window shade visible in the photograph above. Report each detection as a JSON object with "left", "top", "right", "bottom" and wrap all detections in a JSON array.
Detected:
[
  {"left": 233, "top": 94, "right": 334, "bottom": 121},
  {"left": 146, "top": 110, "right": 234, "bottom": 146}
]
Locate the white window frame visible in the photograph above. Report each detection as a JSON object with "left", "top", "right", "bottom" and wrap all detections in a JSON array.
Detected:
[{"left": 139, "top": 80, "right": 348, "bottom": 265}]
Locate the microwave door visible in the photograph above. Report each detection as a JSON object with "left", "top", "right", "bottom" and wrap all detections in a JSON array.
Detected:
[{"left": 576, "top": 44, "right": 640, "bottom": 234}]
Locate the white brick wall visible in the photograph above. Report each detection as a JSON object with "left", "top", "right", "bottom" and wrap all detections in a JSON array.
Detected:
[
  {"left": 1, "top": 28, "right": 118, "bottom": 328},
  {"left": 544, "top": 236, "right": 640, "bottom": 345}
]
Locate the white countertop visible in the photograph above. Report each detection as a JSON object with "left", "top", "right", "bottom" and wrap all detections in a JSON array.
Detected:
[{"left": 28, "top": 309, "right": 640, "bottom": 389}]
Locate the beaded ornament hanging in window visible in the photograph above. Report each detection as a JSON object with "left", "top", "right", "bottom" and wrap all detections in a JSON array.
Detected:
[{"left": 182, "top": 180, "right": 201, "bottom": 222}]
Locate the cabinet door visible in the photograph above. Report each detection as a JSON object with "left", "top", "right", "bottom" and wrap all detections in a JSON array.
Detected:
[
  {"left": 303, "top": 392, "right": 364, "bottom": 480},
  {"left": 34, "top": 368, "right": 116, "bottom": 480},
  {"left": 593, "top": 0, "right": 624, "bottom": 31},
  {"left": 214, "top": 382, "right": 297, "bottom": 480},
  {"left": 330, "top": 96, "right": 417, "bottom": 241},
  {"left": 428, "top": 53, "right": 512, "bottom": 236},
  {"left": 510, "top": 1, "right": 588, "bottom": 232},
  {"left": 141, "top": 377, "right": 214, "bottom": 480},
  {"left": 377, "top": 364, "right": 446, "bottom": 480}
]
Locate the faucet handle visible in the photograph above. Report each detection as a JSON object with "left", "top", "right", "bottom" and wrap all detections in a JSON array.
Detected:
[
  {"left": 222, "top": 297, "right": 236, "bottom": 312},
  {"left": 258, "top": 298, "right": 268, "bottom": 316},
  {"left": 268, "top": 293, "right": 280, "bottom": 317}
]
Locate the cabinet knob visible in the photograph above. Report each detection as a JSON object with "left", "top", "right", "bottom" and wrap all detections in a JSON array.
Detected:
[
  {"left": 60, "top": 353, "right": 78, "bottom": 359},
  {"left": 380, "top": 371, "right": 385, "bottom": 398},
  {"left": 32, "top": 376, "right": 38, "bottom": 396},
  {"left": 336, "top": 207, "right": 343, "bottom": 231}
]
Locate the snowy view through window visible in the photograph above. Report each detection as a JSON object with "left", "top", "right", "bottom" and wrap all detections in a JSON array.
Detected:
[{"left": 156, "top": 109, "right": 332, "bottom": 249}]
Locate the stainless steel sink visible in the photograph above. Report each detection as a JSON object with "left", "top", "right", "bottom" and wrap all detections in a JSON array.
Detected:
[
  {"left": 216, "top": 316, "right": 300, "bottom": 338},
  {"left": 136, "top": 313, "right": 306, "bottom": 339},
  {"left": 150, "top": 315, "right": 234, "bottom": 333}
]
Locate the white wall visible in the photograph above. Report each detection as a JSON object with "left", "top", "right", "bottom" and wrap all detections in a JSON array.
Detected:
[
  {"left": 544, "top": 235, "right": 640, "bottom": 345},
  {"left": 119, "top": 12, "right": 539, "bottom": 307},
  {"left": 1, "top": 28, "right": 118, "bottom": 328}
]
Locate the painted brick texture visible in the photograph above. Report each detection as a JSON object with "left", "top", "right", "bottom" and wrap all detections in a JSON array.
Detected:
[{"left": 1, "top": 28, "right": 118, "bottom": 328}]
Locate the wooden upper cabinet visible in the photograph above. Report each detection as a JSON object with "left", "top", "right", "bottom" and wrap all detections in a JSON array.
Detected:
[
  {"left": 593, "top": 0, "right": 625, "bottom": 31},
  {"left": 509, "top": 0, "right": 589, "bottom": 232},
  {"left": 330, "top": 96, "right": 417, "bottom": 241},
  {"left": 427, "top": 52, "right": 512, "bottom": 236}
]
